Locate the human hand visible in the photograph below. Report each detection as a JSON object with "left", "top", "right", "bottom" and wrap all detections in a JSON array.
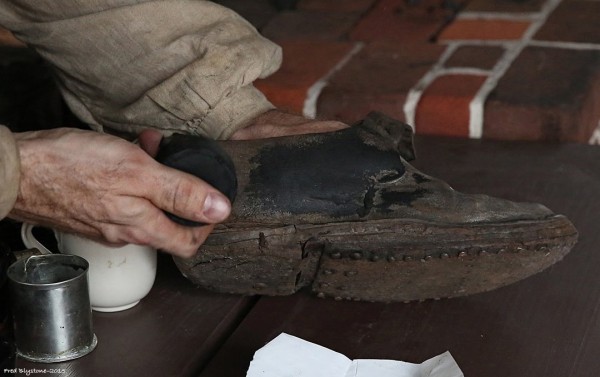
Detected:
[
  {"left": 230, "top": 109, "right": 348, "bottom": 140},
  {"left": 9, "top": 128, "right": 231, "bottom": 257}
]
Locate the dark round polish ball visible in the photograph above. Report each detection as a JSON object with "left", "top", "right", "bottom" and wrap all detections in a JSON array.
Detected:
[{"left": 155, "top": 134, "right": 237, "bottom": 227}]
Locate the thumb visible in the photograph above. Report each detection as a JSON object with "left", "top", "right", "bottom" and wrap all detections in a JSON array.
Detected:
[{"left": 145, "top": 164, "right": 232, "bottom": 224}]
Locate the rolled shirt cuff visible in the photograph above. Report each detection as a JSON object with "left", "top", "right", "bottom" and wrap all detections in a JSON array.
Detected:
[
  {"left": 0, "top": 126, "right": 20, "bottom": 219},
  {"left": 183, "top": 84, "right": 276, "bottom": 140}
]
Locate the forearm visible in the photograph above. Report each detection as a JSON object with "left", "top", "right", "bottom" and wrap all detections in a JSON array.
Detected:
[
  {"left": 0, "top": 125, "right": 20, "bottom": 219},
  {"left": 0, "top": 0, "right": 282, "bottom": 139}
]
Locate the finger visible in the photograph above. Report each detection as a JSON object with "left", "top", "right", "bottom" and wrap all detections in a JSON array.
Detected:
[
  {"left": 139, "top": 163, "right": 231, "bottom": 225},
  {"left": 138, "top": 129, "right": 164, "bottom": 157},
  {"left": 146, "top": 215, "right": 215, "bottom": 257},
  {"left": 119, "top": 206, "right": 215, "bottom": 257}
]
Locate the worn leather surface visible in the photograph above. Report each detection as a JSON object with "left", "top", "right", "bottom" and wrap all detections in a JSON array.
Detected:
[{"left": 220, "top": 112, "right": 553, "bottom": 226}]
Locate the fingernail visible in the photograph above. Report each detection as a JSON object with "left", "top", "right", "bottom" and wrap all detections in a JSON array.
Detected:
[{"left": 202, "top": 193, "right": 231, "bottom": 222}]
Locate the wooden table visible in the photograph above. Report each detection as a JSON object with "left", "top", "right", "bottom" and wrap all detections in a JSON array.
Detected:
[{"left": 10, "top": 136, "right": 600, "bottom": 377}]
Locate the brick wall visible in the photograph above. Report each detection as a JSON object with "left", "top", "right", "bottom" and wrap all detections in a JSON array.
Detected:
[
  {"left": 244, "top": 0, "right": 600, "bottom": 144},
  {"left": 2, "top": 0, "right": 599, "bottom": 144}
]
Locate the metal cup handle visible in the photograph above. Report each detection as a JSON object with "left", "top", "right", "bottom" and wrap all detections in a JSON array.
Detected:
[{"left": 20, "top": 223, "right": 52, "bottom": 255}]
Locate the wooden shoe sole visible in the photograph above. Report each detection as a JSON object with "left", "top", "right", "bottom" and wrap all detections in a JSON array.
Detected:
[{"left": 174, "top": 214, "right": 576, "bottom": 302}]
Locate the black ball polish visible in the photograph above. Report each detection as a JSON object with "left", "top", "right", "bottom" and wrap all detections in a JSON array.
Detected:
[{"left": 155, "top": 134, "right": 237, "bottom": 226}]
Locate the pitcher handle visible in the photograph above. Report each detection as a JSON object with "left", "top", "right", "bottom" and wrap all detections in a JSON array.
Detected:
[{"left": 20, "top": 223, "right": 53, "bottom": 255}]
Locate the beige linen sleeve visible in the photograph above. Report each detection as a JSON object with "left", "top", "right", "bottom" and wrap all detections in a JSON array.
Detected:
[
  {"left": 0, "top": 125, "right": 20, "bottom": 219},
  {"left": 0, "top": 0, "right": 282, "bottom": 139}
]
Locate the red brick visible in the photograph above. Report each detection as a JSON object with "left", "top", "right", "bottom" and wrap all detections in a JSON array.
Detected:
[
  {"left": 297, "top": 0, "right": 377, "bottom": 13},
  {"left": 439, "top": 19, "right": 531, "bottom": 41},
  {"left": 317, "top": 41, "right": 446, "bottom": 124},
  {"left": 416, "top": 74, "right": 487, "bottom": 137},
  {"left": 445, "top": 45, "right": 505, "bottom": 70},
  {"left": 579, "top": 86, "right": 600, "bottom": 144},
  {"left": 464, "top": 0, "right": 545, "bottom": 12},
  {"left": 255, "top": 41, "right": 355, "bottom": 114},
  {"left": 350, "top": 0, "right": 463, "bottom": 43},
  {"left": 534, "top": 1, "right": 600, "bottom": 44},
  {"left": 261, "top": 11, "right": 359, "bottom": 41},
  {"left": 318, "top": 91, "right": 410, "bottom": 124},
  {"left": 484, "top": 47, "right": 600, "bottom": 143}
]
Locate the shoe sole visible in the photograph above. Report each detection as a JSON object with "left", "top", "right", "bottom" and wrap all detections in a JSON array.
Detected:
[{"left": 174, "top": 214, "right": 577, "bottom": 302}]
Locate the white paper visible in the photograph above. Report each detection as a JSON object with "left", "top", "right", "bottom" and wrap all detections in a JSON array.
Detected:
[
  {"left": 247, "top": 333, "right": 463, "bottom": 377},
  {"left": 420, "top": 351, "right": 464, "bottom": 377},
  {"left": 247, "top": 333, "right": 350, "bottom": 377},
  {"left": 345, "top": 360, "right": 420, "bottom": 377}
]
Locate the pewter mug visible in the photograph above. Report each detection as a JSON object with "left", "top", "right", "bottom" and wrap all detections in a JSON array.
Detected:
[{"left": 7, "top": 254, "right": 97, "bottom": 363}]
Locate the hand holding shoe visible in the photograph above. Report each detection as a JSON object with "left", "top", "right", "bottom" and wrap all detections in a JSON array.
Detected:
[{"left": 9, "top": 128, "right": 231, "bottom": 257}]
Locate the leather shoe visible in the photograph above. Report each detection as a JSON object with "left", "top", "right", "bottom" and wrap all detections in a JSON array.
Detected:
[{"left": 171, "top": 112, "right": 578, "bottom": 302}]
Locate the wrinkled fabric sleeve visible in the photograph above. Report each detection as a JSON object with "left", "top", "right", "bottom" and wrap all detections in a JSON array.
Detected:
[
  {"left": 0, "top": 125, "right": 20, "bottom": 219},
  {"left": 0, "top": 0, "right": 282, "bottom": 139}
]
